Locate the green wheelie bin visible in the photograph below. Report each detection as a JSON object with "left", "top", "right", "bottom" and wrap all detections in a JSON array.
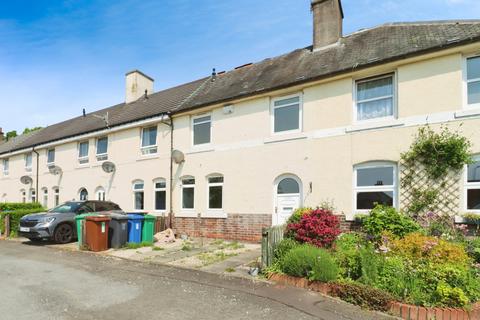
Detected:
[
  {"left": 75, "top": 213, "right": 98, "bottom": 249},
  {"left": 142, "top": 214, "right": 156, "bottom": 243}
]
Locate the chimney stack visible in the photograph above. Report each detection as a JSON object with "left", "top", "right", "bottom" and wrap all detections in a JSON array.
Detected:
[
  {"left": 311, "top": 0, "right": 344, "bottom": 50},
  {"left": 0, "top": 128, "right": 4, "bottom": 142},
  {"left": 125, "top": 70, "right": 154, "bottom": 104}
]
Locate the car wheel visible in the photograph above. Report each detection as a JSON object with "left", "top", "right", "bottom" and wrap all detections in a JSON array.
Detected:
[{"left": 54, "top": 223, "right": 74, "bottom": 244}]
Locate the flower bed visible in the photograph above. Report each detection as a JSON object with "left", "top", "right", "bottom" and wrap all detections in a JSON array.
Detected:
[
  {"left": 265, "top": 205, "right": 480, "bottom": 316},
  {"left": 269, "top": 273, "right": 480, "bottom": 320}
]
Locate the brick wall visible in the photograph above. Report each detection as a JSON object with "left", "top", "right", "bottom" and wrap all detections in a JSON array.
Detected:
[{"left": 173, "top": 213, "right": 272, "bottom": 242}]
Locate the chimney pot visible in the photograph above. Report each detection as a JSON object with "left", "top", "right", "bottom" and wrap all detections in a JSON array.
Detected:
[
  {"left": 311, "top": 0, "right": 344, "bottom": 50},
  {"left": 125, "top": 70, "right": 154, "bottom": 104}
]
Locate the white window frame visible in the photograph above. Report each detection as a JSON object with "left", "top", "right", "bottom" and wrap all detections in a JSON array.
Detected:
[
  {"left": 153, "top": 178, "right": 167, "bottom": 213},
  {"left": 21, "top": 189, "right": 26, "bottom": 203},
  {"left": 25, "top": 153, "right": 33, "bottom": 172},
  {"left": 463, "top": 54, "right": 480, "bottom": 109},
  {"left": 353, "top": 73, "right": 397, "bottom": 124},
  {"left": 42, "top": 188, "right": 48, "bottom": 208},
  {"left": 47, "top": 148, "right": 55, "bottom": 166},
  {"left": 464, "top": 155, "right": 480, "bottom": 213},
  {"left": 95, "top": 187, "right": 106, "bottom": 201},
  {"left": 192, "top": 114, "right": 212, "bottom": 147},
  {"left": 181, "top": 176, "right": 195, "bottom": 212},
  {"left": 132, "top": 180, "right": 145, "bottom": 211},
  {"left": 78, "top": 141, "right": 89, "bottom": 164},
  {"left": 53, "top": 187, "right": 60, "bottom": 207},
  {"left": 271, "top": 93, "right": 303, "bottom": 135},
  {"left": 206, "top": 175, "right": 224, "bottom": 214},
  {"left": 79, "top": 188, "right": 89, "bottom": 201},
  {"left": 96, "top": 137, "right": 109, "bottom": 162},
  {"left": 29, "top": 188, "right": 36, "bottom": 203},
  {"left": 353, "top": 162, "right": 398, "bottom": 213},
  {"left": 2, "top": 158, "right": 9, "bottom": 176},
  {"left": 140, "top": 126, "right": 158, "bottom": 155}
]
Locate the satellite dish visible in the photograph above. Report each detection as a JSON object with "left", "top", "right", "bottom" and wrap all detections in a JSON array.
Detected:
[
  {"left": 102, "top": 161, "right": 116, "bottom": 173},
  {"left": 20, "top": 176, "right": 33, "bottom": 185},
  {"left": 172, "top": 150, "right": 185, "bottom": 164},
  {"left": 49, "top": 165, "right": 63, "bottom": 175}
]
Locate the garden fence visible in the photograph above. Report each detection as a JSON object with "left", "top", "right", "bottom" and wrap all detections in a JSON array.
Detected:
[{"left": 261, "top": 225, "right": 285, "bottom": 268}]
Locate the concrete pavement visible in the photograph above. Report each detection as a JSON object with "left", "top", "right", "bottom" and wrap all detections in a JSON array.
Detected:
[{"left": 0, "top": 240, "right": 396, "bottom": 320}]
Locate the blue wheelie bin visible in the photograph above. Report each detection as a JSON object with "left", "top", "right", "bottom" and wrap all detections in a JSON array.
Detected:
[{"left": 127, "top": 214, "right": 144, "bottom": 244}]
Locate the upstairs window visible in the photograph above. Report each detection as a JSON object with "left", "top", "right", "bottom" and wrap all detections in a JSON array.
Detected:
[
  {"left": 154, "top": 179, "right": 167, "bottom": 212},
  {"left": 193, "top": 115, "right": 211, "bottom": 146},
  {"left": 141, "top": 126, "right": 158, "bottom": 155},
  {"left": 2, "top": 159, "right": 9, "bottom": 176},
  {"left": 208, "top": 176, "right": 224, "bottom": 210},
  {"left": 96, "top": 137, "right": 108, "bottom": 161},
  {"left": 467, "top": 56, "right": 480, "bottom": 106},
  {"left": 466, "top": 156, "right": 480, "bottom": 212},
  {"left": 47, "top": 149, "right": 55, "bottom": 166},
  {"left": 354, "top": 162, "right": 396, "bottom": 211},
  {"left": 78, "top": 141, "right": 89, "bottom": 164},
  {"left": 356, "top": 74, "right": 395, "bottom": 121},
  {"left": 272, "top": 95, "right": 301, "bottom": 134},
  {"left": 181, "top": 177, "right": 195, "bottom": 210},
  {"left": 25, "top": 153, "right": 32, "bottom": 172},
  {"left": 133, "top": 181, "right": 145, "bottom": 210}
]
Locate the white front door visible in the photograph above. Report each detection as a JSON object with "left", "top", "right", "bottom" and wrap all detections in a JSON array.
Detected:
[
  {"left": 274, "top": 176, "right": 302, "bottom": 226},
  {"left": 275, "top": 194, "right": 300, "bottom": 225}
]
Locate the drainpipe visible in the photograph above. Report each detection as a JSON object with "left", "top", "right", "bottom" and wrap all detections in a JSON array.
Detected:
[
  {"left": 32, "top": 148, "right": 39, "bottom": 203},
  {"left": 161, "top": 112, "right": 174, "bottom": 229}
]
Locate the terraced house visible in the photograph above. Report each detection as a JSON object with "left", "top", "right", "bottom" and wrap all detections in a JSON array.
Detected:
[{"left": 1, "top": 0, "right": 480, "bottom": 241}]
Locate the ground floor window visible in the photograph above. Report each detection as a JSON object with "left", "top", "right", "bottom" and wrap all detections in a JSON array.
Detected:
[
  {"left": 354, "top": 162, "right": 396, "bottom": 211},
  {"left": 53, "top": 187, "right": 60, "bottom": 206},
  {"left": 79, "top": 188, "right": 88, "bottom": 201},
  {"left": 30, "top": 189, "right": 36, "bottom": 203},
  {"left": 154, "top": 179, "right": 166, "bottom": 211},
  {"left": 42, "top": 188, "right": 48, "bottom": 208},
  {"left": 96, "top": 187, "right": 106, "bottom": 201},
  {"left": 208, "top": 176, "right": 223, "bottom": 210},
  {"left": 133, "top": 181, "right": 144, "bottom": 210},
  {"left": 181, "top": 177, "right": 195, "bottom": 210},
  {"left": 466, "top": 156, "right": 480, "bottom": 212},
  {"left": 21, "top": 190, "right": 26, "bottom": 203}
]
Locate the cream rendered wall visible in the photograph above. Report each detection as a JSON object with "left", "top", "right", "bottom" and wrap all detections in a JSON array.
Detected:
[{"left": 1, "top": 49, "right": 479, "bottom": 223}]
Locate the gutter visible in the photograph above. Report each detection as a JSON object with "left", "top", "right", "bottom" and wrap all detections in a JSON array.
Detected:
[{"left": 160, "top": 112, "right": 174, "bottom": 229}]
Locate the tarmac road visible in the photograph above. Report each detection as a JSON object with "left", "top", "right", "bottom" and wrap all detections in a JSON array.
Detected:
[{"left": 0, "top": 240, "right": 395, "bottom": 320}]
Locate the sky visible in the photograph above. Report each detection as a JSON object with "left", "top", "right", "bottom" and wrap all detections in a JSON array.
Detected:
[{"left": 0, "top": 0, "right": 479, "bottom": 133}]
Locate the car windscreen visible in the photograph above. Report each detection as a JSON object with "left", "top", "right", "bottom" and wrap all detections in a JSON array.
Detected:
[{"left": 49, "top": 202, "right": 83, "bottom": 213}]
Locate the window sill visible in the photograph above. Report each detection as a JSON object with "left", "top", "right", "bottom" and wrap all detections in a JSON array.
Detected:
[
  {"left": 346, "top": 120, "right": 404, "bottom": 133},
  {"left": 176, "top": 211, "right": 198, "bottom": 218},
  {"left": 136, "top": 154, "right": 160, "bottom": 162},
  {"left": 202, "top": 211, "right": 227, "bottom": 219},
  {"left": 75, "top": 164, "right": 91, "bottom": 169},
  {"left": 454, "top": 107, "right": 480, "bottom": 119},
  {"left": 264, "top": 133, "right": 307, "bottom": 144},
  {"left": 186, "top": 146, "right": 215, "bottom": 155}
]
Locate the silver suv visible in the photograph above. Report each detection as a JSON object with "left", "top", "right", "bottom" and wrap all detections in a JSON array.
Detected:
[{"left": 19, "top": 201, "right": 123, "bottom": 244}]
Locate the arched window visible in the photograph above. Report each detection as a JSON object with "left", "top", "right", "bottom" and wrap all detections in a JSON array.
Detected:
[
  {"left": 53, "top": 187, "right": 60, "bottom": 206},
  {"left": 133, "top": 180, "right": 144, "bottom": 211},
  {"left": 29, "top": 188, "right": 36, "bottom": 203},
  {"left": 207, "top": 174, "right": 224, "bottom": 210},
  {"left": 181, "top": 176, "right": 195, "bottom": 210},
  {"left": 354, "top": 162, "right": 397, "bottom": 212},
  {"left": 153, "top": 179, "right": 166, "bottom": 212},
  {"left": 20, "top": 189, "right": 26, "bottom": 203},
  {"left": 95, "top": 187, "right": 106, "bottom": 201},
  {"left": 79, "top": 188, "right": 89, "bottom": 201},
  {"left": 465, "top": 155, "right": 480, "bottom": 212},
  {"left": 41, "top": 188, "right": 48, "bottom": 208},
  {"left": 277, "top": 178, "right": 300, "bottom": 194}
]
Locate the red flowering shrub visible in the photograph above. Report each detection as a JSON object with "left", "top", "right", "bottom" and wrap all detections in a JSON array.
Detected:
[{"left": 287, "top": 209, "right": 341, "bottom": 248}]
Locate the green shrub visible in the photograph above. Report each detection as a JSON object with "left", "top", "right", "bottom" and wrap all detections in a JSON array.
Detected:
[
  {"left": 362, "top": 205, "right": 421, "bottom": 242},
  {"left": 279, "top": 244, "right": 318, "bottom": 278},
  {"left": 330, "top": 280, "right": 394, "bottom": 311},
  {"left": 286, "top": 207, "right": 312, "bottom": 226},
  {"left": 466, "top": 237, "right": 480, "bottom": 263},
  {"left": 435, "top": 282, "right": 469, "bottom": 307},
  {"left": 0, "top": 202, "right": 43, "bottom": 212},
  {"left": 358, "top": 244, "right": 381, "bottom": 286},
  {"left": 273, "top": 238, "right": 300, "bottom": 262},
  {"left": 310, "top": 249, "right": 339, "bottom": 282},
  {"left": 0, "top": 208, "right": 46, "bottom": 237},
  {"left": 334, "top": 233, "right": 363, "bottom": 280},
  {"left": 374, "top": 256, "right": 411, "bottom": 300}
]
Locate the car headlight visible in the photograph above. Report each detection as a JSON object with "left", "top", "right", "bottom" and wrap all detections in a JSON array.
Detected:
[{"left": 37, "top": 217, "right": 56, "bottom": 226}]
